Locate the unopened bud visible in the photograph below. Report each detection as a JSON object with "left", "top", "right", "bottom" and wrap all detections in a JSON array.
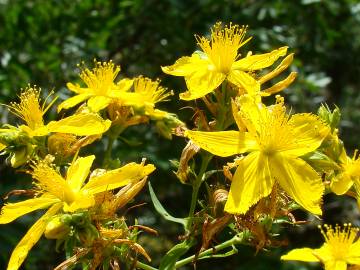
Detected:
[
  {"left": 44, "top": 216, "right": 71, "bottom": 239},
  {"left": 213, "top": 189, "right": 228, "bottom": 217},
  {"left": 318, "top": 104, "right": 341, "bottom": 132}
]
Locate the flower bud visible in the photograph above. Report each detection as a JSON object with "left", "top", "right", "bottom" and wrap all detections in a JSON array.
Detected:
[
  {"left": 9, "top": 144, "right": 34, "bottom": 168},
  {"left": 318, "top": 104, "right": 341, "bottom": 132},
  {"left": 213, "top": 189, "right": 228, "bottom": 217},
  {"left": 44, "top": 216, "right": 71, "bottom": 239}
]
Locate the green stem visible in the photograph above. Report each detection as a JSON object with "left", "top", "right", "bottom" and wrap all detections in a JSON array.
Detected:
[
  {"left": 175, "top": 233, "right": 244, "bottom": 268},
  {"left": 103, "top": 125, "right": 126, "bottom": 166},
  {"left": 187, "top": 154, "right": 212, "bottom": 230},
  {"left": 103, "top": 136, "right": 115, "bottom": 166},
  {"left": 136, "top": 261, "right": 158, "bottom": 270},
  {"left": 216, "top": 81, "right": 228, "bottom": 130}
]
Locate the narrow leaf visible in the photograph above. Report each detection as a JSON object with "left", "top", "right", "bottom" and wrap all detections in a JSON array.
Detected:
[{"left": 148, "top": 182, "right": 186, "bottom": 227}]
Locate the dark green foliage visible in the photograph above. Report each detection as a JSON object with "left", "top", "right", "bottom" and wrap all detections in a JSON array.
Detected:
[{"left": 0, "top": 0, "right": 359, "bottom": 269}]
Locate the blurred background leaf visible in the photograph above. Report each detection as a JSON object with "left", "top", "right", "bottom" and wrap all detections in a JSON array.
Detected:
[{"left": 1, "top": 0, "right": 360, "bottom": 269}]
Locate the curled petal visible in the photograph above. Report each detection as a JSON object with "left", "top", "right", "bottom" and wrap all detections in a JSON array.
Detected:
[
  {"left": 259, "top": 53, "right": 294, "bottom": 84},
  {"left": 227, "top": 70, "right": 260, "bottom": 95},
  {"left": 83, "top": 163, "right": 155, "bottom": 195},
  {"left": 232, "top": 46, "right": 288, "bottom": 71},
  {"left": 262, "top": 72, "right": 297, "bottom": 95}
]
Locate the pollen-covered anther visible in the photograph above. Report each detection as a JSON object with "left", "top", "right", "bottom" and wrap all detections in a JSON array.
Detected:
[
  {"left": 196, "top": 22, "right": 249, "bottom": 74},
  {"left": 318, "top": 223, "right": 359, "bottom": 260},
  {"left": 79, "top": 60, "right": 121, "bottom": 95},
  {"left": 8, "top": 85, "right": 47, "bottom": 130}
]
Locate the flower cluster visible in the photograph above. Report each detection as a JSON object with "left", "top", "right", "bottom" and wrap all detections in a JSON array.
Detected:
[{"left": 1, "top": 22, "right": 359, "bottom": 270}]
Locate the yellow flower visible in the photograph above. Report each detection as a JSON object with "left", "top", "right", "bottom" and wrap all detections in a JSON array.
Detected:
[
  {"left": 2, "top": 86, "right": 111, "bottom": 138},
  {"left": 281, "top": 224, "right": 360, "bottom": 270},
  {"left": 122, "top": 76, "right": 173, "bottom": 118},
  {"left": 185, "top": 96, "right": 329, "bottom": 214},
  {"left": 162, "top": 22, "right": 288, "bottom": 100},
  {"left": 57, "top": 61, "right": 133, "bottom": 112},
  {"left": 330, "top": 149, "right": 360, "bottom": 199},
  {"left": 0, "top": 155, "right": 155, "bottom": 270}
]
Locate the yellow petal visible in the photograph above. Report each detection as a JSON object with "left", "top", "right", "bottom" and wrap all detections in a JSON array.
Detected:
[
  {"left": 224, "top": 152, "right": 274, "bottom": 214},
  {"left": 66, "top": 155, "right": 95, "bottom": 192},
  {"left": 324, "top": 261, "right": 347, "bottom": 270},
  {"left": 232, "top": 46, "right": 288, "bottom": 71},
  {"left": 348, "top": 240, "right": 360, "bottom": 265},
  {"left": 83, "top": 163, "right": 155, "bottom": 195},
  {"left": 63, "top": 194, "right": 95, "bottom": 212},
  {"left": 87, "top": 96, "right": 112, "bottom": 112},
  {"left": 0, "top": 142, "right": 6, "bottom": 151},
  {"left": 330, "top": 173, "right": 353, "bottom": 195},
  {"left": 181, "top": 69, "right": 225, "bottom": 100},
  {"left": 314, "top": 244, "right": 333, "bottom": 262},
  {"left": 67, "top": 82, "right": 87, "bottom": 94},
  {"left": 281, "top": 248, "right": 320, "bottom": 262},
  {"left": 32, "top": 162, "right": 75, "bottom": 203},
  {"left": 238, "top": 95, "right": 265, "bottom": 135},
  {"left": 7, "top": 203, "right": 62, "bottom": 270},
  {"left": 271, "top": 154, "right": 324, "bottom": 215},
  {"left": 46, "top": 113, "right": 111, "bottom": 136},
  {"left": 0, "top": 195, "right": 59, "bottom": 224},
  {"left": 116, "top": 78, "right": 134, "bottom": 92},
  {"left": 231, "top": 99, "right": 247, "bottom": 131},
  {"left": 262, "top": 72, "right": 297, "bottom": 95},
  {"left": 284, "top": 113, "right": 330, "bottom": 157},
  {"left": 57, "top": 93, "right": 92, "bottom": 112},
  {"left": 161, "top": 54, "right": 207, "bottom": 76},
  {"left": 259, "top": 53, "right": 294, "bottom": 84},
  {"left": 185, "top": 130, "right": 258, "bottom": 157},
  {"left": 227, "top": 70, "right": 260, "bottom": 95}
]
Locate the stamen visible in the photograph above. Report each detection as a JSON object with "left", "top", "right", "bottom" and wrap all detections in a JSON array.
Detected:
[
  {"left": 7, "top": 85, "right": 45, "bottom": 130},
  {"left": 31, "top": 161, "right": 75, "bottom": 204},
  {"left": 78, "top": 60, "right": 121, "bottom": 96},
  {"left": 318, "top": 224, "right": 359, "bottom": 260},
  {"left": 133, "top": 76, "right": 173, "bottom": 105},
  {"left": 195, "top": 22, "right": 251, "bottom": 74}
]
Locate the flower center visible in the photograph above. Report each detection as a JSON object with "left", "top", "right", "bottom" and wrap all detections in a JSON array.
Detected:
[
  {"left": 196, "top": 22, "right": 249, "bottom": 74},
  {"left": 8, "top": 86, "right": 46, "bottom": 130},
  {"left": 79, "top": 61, "right": 120, "bottom": 96},
  {"left": 320, "top": 224, "right": 359, "bottom": 260}
]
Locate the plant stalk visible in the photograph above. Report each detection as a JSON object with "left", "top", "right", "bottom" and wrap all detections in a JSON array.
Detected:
[
  {"left": 187, "top": 154, "right": 212, "bottom": 230},
  {"left": 175, "top": 233, "right": 244, "bottom": 268},
  {"left": 136, "top": 261, "right": 158, "bottom": 270}
]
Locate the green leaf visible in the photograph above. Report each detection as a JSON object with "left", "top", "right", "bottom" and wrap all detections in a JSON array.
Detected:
[
  {"left": 148, "top": 182, "right": 187, "bottom": 227},
  {"left": 159, "top": 240, "right": 193, "bottom": 270}
]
